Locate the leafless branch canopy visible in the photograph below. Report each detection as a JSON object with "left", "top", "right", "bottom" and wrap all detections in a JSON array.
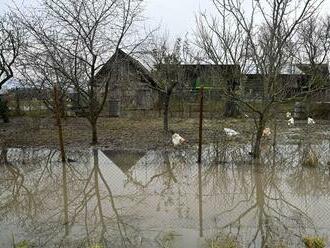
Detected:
[{"left": 0, "top": 13, "right": 24, "bottom": 89}]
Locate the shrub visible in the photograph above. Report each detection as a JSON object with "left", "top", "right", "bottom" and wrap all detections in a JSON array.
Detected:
[{"left": 303, "top": 236, "right": 326, "bottom": 248}]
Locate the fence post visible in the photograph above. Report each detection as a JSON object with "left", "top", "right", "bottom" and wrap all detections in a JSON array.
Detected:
[
  {"left": 198, "top": 86, "right": 204, "bottom": 164},
  {"left": 198, "top": 159, "right": 203, "bottom": 237},
  {"left": 198, "top": 86, "right": 204, "bottom": 238}
]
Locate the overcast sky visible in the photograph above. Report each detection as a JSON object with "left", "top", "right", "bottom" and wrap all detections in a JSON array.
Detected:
[
  {"left": 144, "top": 0, "right": 330, "bottom": 37},
  {"left": 0, "top": 0, "right": 212, "bottom": 36},
  {"left": 144, "top": 0, "right": 214, "bottom": 37},
  {"left": 1, "top": 0, "right": 330, "bottom": 36}
]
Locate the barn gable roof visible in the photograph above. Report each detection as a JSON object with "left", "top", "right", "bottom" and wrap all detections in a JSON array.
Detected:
[{"left": 95, "top": 49, "right": 157, "bottom": 87}]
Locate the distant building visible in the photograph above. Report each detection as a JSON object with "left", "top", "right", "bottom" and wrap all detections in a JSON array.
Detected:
[
  {"left": 6, "top": 87, "right": 51, "bottom": 101},
  {"left": 157, "top": 64, "right": 241, "bottom": 101},
  {"left": 4, "top": 87, "right": 51, "bottom": 112},
  {"left": 243, "top": 64, "right": 330, "bottom": 101}
]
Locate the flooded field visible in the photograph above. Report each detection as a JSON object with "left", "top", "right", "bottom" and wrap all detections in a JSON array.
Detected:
[{"left": 1, "top": 128, "right": 330, "bottom": 247}]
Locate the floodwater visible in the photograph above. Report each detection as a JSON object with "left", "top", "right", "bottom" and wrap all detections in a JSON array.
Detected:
[{"left": 1, "top": 129, "right": 330, "bottom": 247}]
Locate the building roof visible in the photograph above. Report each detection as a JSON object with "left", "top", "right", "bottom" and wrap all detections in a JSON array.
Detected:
[
  {"left": 281, "top": 64, "right": 329, "bottom": 75},
  {"left": 96, "top": 49, "right": 157, "bottom": 86},
  {"left": 296, "top": 64, "right": 329, "bottom": 76},
  {"left": 6, "top": 87, "right": 50, "bottom": 101},
  {"left": 156, "top": 64, "right": 241, "bottom": 77}
]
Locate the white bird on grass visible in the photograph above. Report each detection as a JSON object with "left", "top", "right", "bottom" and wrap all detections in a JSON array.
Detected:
[
  {"left": 286, "top": 112, "right": 292, "bottom": 118},
  {"left": 262, "top": 127, "right": 271, "bottom": 137},
  {"left": 307, "top": 117, "right": 315, "bottom": 125},
  {"left": 172, "top": 133, "right": 186, "bottom": 146},
  {"left": 224, "top": 128, "right": 239, "bottom": 137},
  {"left": 288, "top": 117, "right": 294, "bottom": 126}
]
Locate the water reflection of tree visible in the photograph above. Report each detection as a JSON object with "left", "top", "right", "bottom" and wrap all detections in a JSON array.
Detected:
[
  {"left": 124, "top": 149, "right": 193, "bottom": 219},
  {"left": 69, "top": 149, "right": 148, "bottom": 248},
  {"left": 271, "top": 135, "right": 330, "bottom": 197},
  {"left": 118, "top": 142, "right": 330, "bottom": 247},
  {"left": 0, "top": 148, "right": 90, "bottom": 246},
  {"left": 286, "top": 140, "right": 330, "bottom": 198},
  {"left": 0, "top": 148, "right": 45, "bottom": 220},
  {"left": 211, "top": 157, "right": 317, "bottom": 247}
]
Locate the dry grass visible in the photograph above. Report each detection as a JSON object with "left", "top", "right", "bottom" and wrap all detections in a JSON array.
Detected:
[
  {"left": 0, "top": 116, "right": 255, "bottom": 150},
  {"left": 1, "top": 115, "right": 329, "bottom": 151}
]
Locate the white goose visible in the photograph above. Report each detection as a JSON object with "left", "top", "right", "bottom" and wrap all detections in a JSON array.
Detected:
[
  {"left": 224, "top": 128, "right": 239, "bottom": 137},
  {"left": 286, "top": 112, "right": 292, "bottom": 118},
  {"left": 288, "top": 117, "right": 294, "bottom": 126},
  {"left": 307, "top": 117, "right": 315, "bottom": 125},
  {"left": 172, "top": 133, "right": 186, "bottom": 146},
  {"left": 262, "top": 127, "right": 271, "bottom": 137}
]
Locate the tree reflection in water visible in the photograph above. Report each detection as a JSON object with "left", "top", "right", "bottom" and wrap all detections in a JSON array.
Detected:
[
  {"left": 0, "top": 148, "right": 138, "bottom": 247},
  {"left": 0, "top": 141, "right": 329, "bottom": 247},
  {"left": 204, "top": 142, "right": 329, "bottom": 247}
]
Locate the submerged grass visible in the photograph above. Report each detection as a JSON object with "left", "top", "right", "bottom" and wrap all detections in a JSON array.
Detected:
[
  {"left": 15, "top": 240, "right": 30, "bottom": 248},
  {"left": 303, "top": 236, "right": 326, "bottom": 248},
  {"left": 205, "top": 234, "right": 240, "bottom": 248},
  {"left": 157, "top": 230, "right": 177, "bottom": 248},
  {"left": 302, "top": 149, "right": 319, "bottom": 167}
]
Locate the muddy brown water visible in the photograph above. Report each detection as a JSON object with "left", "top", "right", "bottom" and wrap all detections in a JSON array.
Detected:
[{"left": 0, "top": 132, "right": 330, "bottom": 247}]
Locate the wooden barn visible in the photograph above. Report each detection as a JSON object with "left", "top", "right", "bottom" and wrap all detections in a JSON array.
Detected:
[{"left": 96, "top": 49, "right": 159, "bottom": 117}]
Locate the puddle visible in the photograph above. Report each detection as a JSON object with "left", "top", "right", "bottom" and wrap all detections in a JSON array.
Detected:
[{"left": 0, "top": 138, "right": 330, "bottom": 247}]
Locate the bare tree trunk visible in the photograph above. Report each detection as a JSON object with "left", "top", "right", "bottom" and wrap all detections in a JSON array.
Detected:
[
  {"left": 163, "top": 93, "right": 170, "bottom": 132},
  {"left": 54, "top": 86, "right": 66, "bottom": 162},
  {"left": 15, "top": 89, "right": 21, "bottom": 116},
  {"left": 91, "top": 119, "right": 98, "bottom": 145},
  {"left": 223, "top": 99, "right": 240, "bottom": 117},
  {"left": 253, "top": 114, "right": 265, "bottom": 159},
  {"left": 0, "top": 148, "right": 8, "bottom": 164},
  {"left": 162, "top": 81, "right": 178, "bottom": 132},
  {"left": 59, "top": 95, "right": 66, "bottom": 119}
]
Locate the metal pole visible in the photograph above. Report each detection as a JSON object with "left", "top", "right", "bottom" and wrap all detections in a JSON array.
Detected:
[
  {"left": 198, "top": 86, "right": 204, "bottom": 163},
  {"left": 198, "top": 161, "right": 203, "bottom": 237},
  {"left": 54, "top": 85, "right": 66, "bottom": 162},
  {"left": 198, "top": 86, "right": 204, "bottom": 237}
]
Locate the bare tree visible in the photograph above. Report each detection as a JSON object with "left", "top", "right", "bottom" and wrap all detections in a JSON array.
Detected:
[
  {"left": 18, "top": 37, "right": 72, "bottom": 117},
  {"left": 142, "top": 34, "right": 196, "bottom": 132},
  {"left": 296, "top": 15, "right": 330, "bottom": 112},
  {"left": 196, "top": 0, "right": 326, "bottom": 159},
  {"left": 297, "top": 15, "right": 330, "bottom": 69},
  {"left": 195, "top": 7, "right": 250, "bottom": 118},
  {"left": 0, "top": 13, "right": 23, "bottom": 90},
  {"left": 16, "top": 0, "right": 145, "bottom": 144}
]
